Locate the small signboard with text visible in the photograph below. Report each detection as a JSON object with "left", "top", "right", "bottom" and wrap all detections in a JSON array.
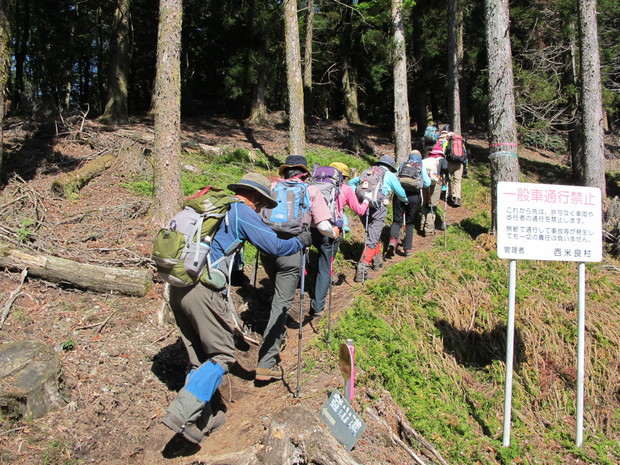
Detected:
[
  {"left": 320, "top": 389, "right": 366, "bottom": 451},
  {"left": 497, "top": 182, "right": 602, "bottom": 262}
]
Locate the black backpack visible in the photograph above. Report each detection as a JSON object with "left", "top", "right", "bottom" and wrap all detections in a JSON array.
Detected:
[{"left": 398, "top": 157, "right": 424, "bottom": 191}]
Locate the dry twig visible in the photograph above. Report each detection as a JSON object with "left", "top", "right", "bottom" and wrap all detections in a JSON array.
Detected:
[{"left": 0, "top": 268, "right": 28, "bottom": 330}]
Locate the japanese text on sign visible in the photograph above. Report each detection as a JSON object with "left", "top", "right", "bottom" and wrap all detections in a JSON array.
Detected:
[
  {"left": 497, "top": 182, "right": 602, "bottom": 262},
  {"left": 320, "top": 389, "right": 366, "bottom": 451}
]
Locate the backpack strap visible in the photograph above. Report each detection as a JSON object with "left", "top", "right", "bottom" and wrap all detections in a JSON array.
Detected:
[
  {"left": 188, "top": 215, "right": 205, "bottom": 271},
  {"left": 215, "top": 202, "right": 246, "bottom": 263}
]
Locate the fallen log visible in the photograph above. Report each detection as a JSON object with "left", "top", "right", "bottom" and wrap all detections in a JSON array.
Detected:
[
  {"left": 0, "top": 241, "right": 151, "bottom": 297},
  {"left": 50, "top": 153, "right": 115, "bottom": 198}
]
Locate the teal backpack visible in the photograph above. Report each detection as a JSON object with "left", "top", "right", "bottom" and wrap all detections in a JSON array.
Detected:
[{"left": 261, "top": 180, "right": 311, "bottom": 237}]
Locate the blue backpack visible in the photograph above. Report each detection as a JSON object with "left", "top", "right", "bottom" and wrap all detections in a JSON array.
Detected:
[
  {"left": 424, "top": 125, "right": 439, "bottom": 144},
  {"left": 261, "top": 180, "right": 311, "bottom": 237}
]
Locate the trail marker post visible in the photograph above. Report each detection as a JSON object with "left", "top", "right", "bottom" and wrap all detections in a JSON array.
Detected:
[{"left": 496, "top": 181, "right": 602, "bottom": 447}]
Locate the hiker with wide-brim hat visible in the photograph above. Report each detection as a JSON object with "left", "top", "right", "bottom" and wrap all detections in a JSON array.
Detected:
[
  {"left": 256, "top": 155, "right": 340, "bottom": 384},
  {"left": 375, "top": 154, "right": 398, "bottom": 172},
  {"left": 161, "top": 172, "right": 311, "bottom": 445},
  {"left": 278, "top": 154, "right": 311, "bottom": 178},
  {"left": 347, "top": 154, "right": 408, "bottom": 283},
  {"left": 228, "top": 172, "right": 278, "bottom": 210}
]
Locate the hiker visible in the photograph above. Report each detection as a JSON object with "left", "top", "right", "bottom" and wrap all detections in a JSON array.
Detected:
[
  {"left": 309, "top": 161, "right": 370, "bottom": 319},
  {"left": 423, "top": 123, "right": 439, "bottom": 146},
  {"left": 422, "top": 145, "right": 449, "bottom": 236},
  {"left": 444, "top": 131, "right": 468, "bottom": 207},
  {"left": 387, "top": 150, "right": 431, "bottom": 257},
  {"left": 161, "top": 173, "right": 312, "bottom": 444},
  {"left": 348, "top": 155, "right": 408, "bottom": 283},
  {"left": 256, "top": 155, "right": 339, "bottom": 382}
]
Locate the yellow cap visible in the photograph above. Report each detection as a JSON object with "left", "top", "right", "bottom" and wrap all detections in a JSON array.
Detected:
[{"left": 329, "top": 162, "right": 350, "bottom": 178}]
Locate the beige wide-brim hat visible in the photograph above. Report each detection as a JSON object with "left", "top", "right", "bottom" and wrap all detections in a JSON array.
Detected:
[{"left": 227, "top": 172, "right": 277, "bottom": 209}]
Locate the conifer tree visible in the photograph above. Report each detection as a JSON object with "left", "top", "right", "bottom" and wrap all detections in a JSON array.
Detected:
[{"left": 150, "top": 0, "right": 183, "bottom": 225}]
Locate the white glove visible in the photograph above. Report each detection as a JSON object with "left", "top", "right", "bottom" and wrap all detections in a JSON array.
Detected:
[{"left": 363, "top": 192, "right": 373, "bottom": 203}]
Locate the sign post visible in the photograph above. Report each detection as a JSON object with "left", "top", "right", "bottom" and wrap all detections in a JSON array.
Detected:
[
  {"left": 339, "top": 339, "right": 355, "bottom": 402},
  {"left": 496, "top": 181, "right": 602, "bottom": 447}
]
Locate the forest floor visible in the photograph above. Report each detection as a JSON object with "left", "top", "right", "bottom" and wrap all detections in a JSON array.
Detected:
[{"left": 0, "top": 116, "right": 615, "bottom": 464}]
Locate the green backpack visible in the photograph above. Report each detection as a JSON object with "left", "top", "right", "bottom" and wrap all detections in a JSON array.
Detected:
[{"left": 151, "top": 187, "right": 240, "bottom": 288}]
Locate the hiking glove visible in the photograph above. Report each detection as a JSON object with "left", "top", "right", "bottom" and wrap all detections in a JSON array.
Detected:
[
  {"left": 362, "top": 192, "right": 373, "bottom": 203},
  {"left": 298, "top": 230, "right": 313, "bottom": 248}
]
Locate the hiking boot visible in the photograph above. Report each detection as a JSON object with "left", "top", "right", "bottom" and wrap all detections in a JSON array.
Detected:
[
  {"left": 387, "top": 237, "right": 398, "bottom": 255},
  {"left": 435, "top": 216, "right": 446, "bottom": 231},
  {"left": 197, "top": 404, "right": 226, "bottom": 436},
  {"left": 452, "top": 197, "right": 461, "bottom": 207},
  {"left": 371, "top": 253, "right": 384, "bottom": 270},
  {"left": 255, "top": 365, "right": 283, "bottom": 381},
  {"left": 424, "top": 212, "right": 436, "bottom": 236},
  {"left": 424, "top": 224, "right": 435, "bottom": 236},
  {"left": 162, "top": 412, "right": 205, "bottom": 444},
  {"left": 201, "top": 410, "right": 226, "bottom": 436},
  {"left": 309, "top": 309, "right": 324, "bottom": 321},
  {"left": 404, "top": 249, "right": 413, "bottom": 257},
  {"left": 354, "top": 263, "right": 369, "bottom": 283}
]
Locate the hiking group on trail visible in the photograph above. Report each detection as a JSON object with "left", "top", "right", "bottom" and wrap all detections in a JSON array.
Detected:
[{"left": 152, "top": 135, "right": 468, "bottom": 444}]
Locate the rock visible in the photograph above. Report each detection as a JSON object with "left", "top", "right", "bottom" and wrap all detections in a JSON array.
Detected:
[{"left": 0, "top": 341, "right": 67, "bottom": 420}]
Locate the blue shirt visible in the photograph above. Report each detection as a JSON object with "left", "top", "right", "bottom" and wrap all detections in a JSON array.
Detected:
[
  {"left": 210, "top": 201, "right": 303, "bottom": 269},
  {"left": 348, "top": 166, "right": 408, "bottom": 203}
]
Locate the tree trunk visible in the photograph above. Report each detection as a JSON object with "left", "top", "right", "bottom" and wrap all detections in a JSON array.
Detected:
[
  {"left": 0, "top": 0, "right": 10, "bottom": 178},
  {"left": 101, "top": 0, "right": 131, "bottom": 124},
  {"left": 485, "top": 0, "right": 520, "bottom": 232},
  {"left": 249, "top": 67, "right": 269, "bottom": 125},
  {"left": 410, "top": 10, "right": 428, "bottom": 135},
  {"left": 448, "top": 0, "right": 462, "bottom": 134},
  {"left": 247, "top": 0, "right": 269, "bottom": 126},
  {"left": 341, "top": 0, "right": 361, "bottom": 125},
  {"left": 284, "top": 0, "right": 305, "bottom": 156},
  {"left": 0, "top": 241, "right": 152, "bottom": 297},
  {"left": 150, "top": 0, "right": 183, "bottom": 226},
  {"left": 568, "top": 32, "right": 585, "bottom": 184},
  {"left": 13, "top": 0, "right": 29, "bottom": 113},
  {"left": 392, "top": 0, "right": 411, "bottom": 165},
  {"left": 578, "top": 0, "right": 606, "bottom": 197},
  {"left": 303, "top": 0, "right": 314, "bottom": 120}
]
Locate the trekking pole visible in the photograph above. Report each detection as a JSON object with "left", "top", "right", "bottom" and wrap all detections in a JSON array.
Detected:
[
  {"left": 443, "top": 192, "right": 448, "bottom": 248},
  {"left": 252, "top": 251, "right": 260, "bottom": 287},
  {"left": 361, "top": 210, "right": 369, "bottom": 284},
  {"left": 294, "top": 247, "right": 308, "bottom": 399},
  {"left": 326, "top": 239, "right": 336, "bottom": 344},
  {"left": 402, "top": 211, "right": 406, "bottom": 250}
]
